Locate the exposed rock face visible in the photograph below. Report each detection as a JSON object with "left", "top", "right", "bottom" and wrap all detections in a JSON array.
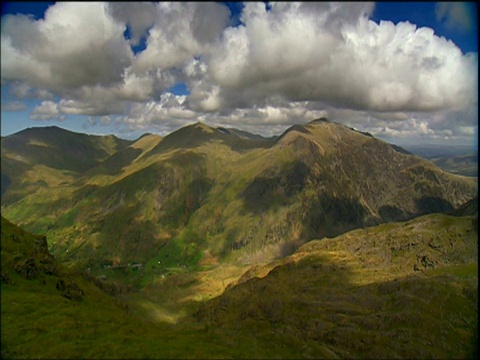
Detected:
[
  {"left": 2, "top": 226, "right": 58, "bottom": 280},
  {"left": 14, "top": 234, "right": 56, "bottom": 279},
  {"left": 13, "top": 253, "right": 57, "bottom": 279}
]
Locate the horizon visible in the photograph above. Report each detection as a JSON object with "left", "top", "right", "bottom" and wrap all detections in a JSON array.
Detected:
[
  {"left": 2, "top": 120, "right": 477, "bottom": 157},
  {"left": 1, "top": 2, "right": 478, "bottom": 149}
]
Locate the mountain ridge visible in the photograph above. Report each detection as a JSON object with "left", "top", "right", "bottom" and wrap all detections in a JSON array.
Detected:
[
  {"left": 1, "top": 118, "right": 477, "bottom": 278},
  {"left": 1, "top": 119, "right": 478, "bottom": 358}
]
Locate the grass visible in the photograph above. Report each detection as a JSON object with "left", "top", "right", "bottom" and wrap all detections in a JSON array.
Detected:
[
  {"left": 1, "top": 121, "right": 478, "bottom": 358},
  {"left": 1, "top": 216, "right": 294, "bottom": 359},
  {"left": 2, "top": 259, "right": 314, "bottom": 359},
  {"left": 194, "top": 213, "right": 478, "bottom": 359},
  {"left": 2, "top": 120, "right": 477, "bottom": 277},
  {"left": 1, "top": 279, "right": 242, "bottom": 359},
  {"left": 1, "top": 212, "right": 478, "bottom": 358}
]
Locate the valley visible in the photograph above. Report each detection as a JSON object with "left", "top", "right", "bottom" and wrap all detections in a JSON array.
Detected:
[{"left": 1, "top": 118, "right": 478, "bottom": 358}]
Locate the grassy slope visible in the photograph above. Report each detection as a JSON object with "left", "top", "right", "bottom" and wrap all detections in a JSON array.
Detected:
[
  {"left": 194, "top": 213, "right": 478, "bottom": 359},
  {"left": 1, "top": 126, "right": 132, "bottom": 205},
  {"left": 1, "top": 126, "right": 131, "bottom": 173},
  {"left": 1, "top": 120, "right": 477, "bottom": 282},
  {"left": 1, "top": 216, "right": 293, "bottom": 359},
  {"left": 1, "top": 212, "right": 477, "bottom": 358}
]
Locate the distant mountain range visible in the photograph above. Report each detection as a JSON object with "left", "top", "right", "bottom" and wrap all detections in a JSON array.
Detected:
[
  {"left": 428, "top": 153, "right": 478, "bottom": 177},
  {"left": 1, "top": 126, "right": 130, "bottom": 198},
  {"left": 400, "top": 144, "right": 478, "bottom": 177},
  {"left": 1, "top": 119, "right": 476, "bottom": 278}
]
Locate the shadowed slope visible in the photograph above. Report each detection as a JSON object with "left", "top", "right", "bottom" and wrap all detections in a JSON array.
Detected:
[
  {"left": 0, "top": 217, "right": 320, "bottom": 359},
  {"left": 1, "top": 119, "right": 477, "bottom": 279},
  {"left": 195, "top": 213, "right": 478, "bottom": 359},
  {"left": 1, "top": 126, "right": 132, "bottom": 204},
  {"left": 1, "top": 126, "right": 131, "bottom": 173}
]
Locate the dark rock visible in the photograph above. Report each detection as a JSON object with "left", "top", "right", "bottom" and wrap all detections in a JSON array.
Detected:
[
  {"left": 14, "top": 258, "right": 39, "bottom": 279},
  {"left": 34, "top": 235, "right": 49, "bottom": 254},
  {"left": 56, "top": 278, "right": 84, "bottom": 301},
  {"left": 1, "top": 272, "right": 10, "bottom": 284}
]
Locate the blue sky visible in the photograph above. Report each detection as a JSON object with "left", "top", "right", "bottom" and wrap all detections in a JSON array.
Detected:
[
  {"left": 2, "top": 2, "right": 476, "bottom": 54},
  {"left": 1, "top": 2, "right": 478, "bottom": 149}
]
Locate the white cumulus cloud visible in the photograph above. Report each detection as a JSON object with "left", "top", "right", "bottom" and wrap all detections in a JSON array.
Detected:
[{"left": 0, "top": 2, "right": 477, "bottom": 146}]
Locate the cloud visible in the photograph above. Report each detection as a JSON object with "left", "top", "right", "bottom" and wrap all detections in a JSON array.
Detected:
[
  {"left": 87, "top": 115, "right": 112, "bottom": 127},
  {"left": 116, "top": 93, "right": 199, "bottom": 134},
  {"left": 1, "top": 3, "right": 133, "bottom": 91},
  {"left": 206, "top": 3, "right": 477, "bottom": 113},
  {"left": 7, "top": 81, "right": 54, "bottom": 100},
  {"left": 29, "top": 100, "right": 59, "bottom": 120},
  {"left": 130, "top": 2, "right": 230, "bottom": 74},
  {"left": 0, "top": 2, "right": 229, "bottom": 111},
  {"left": 202, "top": 101, "right": 329, "bottom": 137},
  {"left": 435, "top": 2, "right": 476, "bottom": 33},
  {"left": 0, "top": 2, "right": 477, "bottom": 146},
  {"left": 356, "top": 107, "right": 478, "bottom": 145},
  {"left": 107, "top": 2, "right": 157, "bottom": 46},
  {"left": 1, "top": 101, "right": 28, "bottom": 112},
  {"left": 368, "top": 117, "right": 435, "bottom": 139}
]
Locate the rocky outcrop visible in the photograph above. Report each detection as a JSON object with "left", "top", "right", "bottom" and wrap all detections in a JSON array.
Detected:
[
  {"left": 56, "top": 278, "right": 84, "bottom": 301},
  {"left": 1, "top": 216, "right": 83, "bottom": 300}
]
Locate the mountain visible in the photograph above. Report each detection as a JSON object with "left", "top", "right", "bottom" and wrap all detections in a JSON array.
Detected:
[
  {"left": 1, "top": 126, "right": 132, "bottom": 203},
  {"left": 146, "top": 121, "right": 273, "bottom": 155},
  {"left": 81, "top": 133, "right": 163, "bottom": 177},
  {"left": 1, "top": 119, "right": 477, "bottom": 281},
  {"left": 429, "top": 153, "right": 478, "bottom": 177},
  {"left": 1, "top": 126, "right": 132, "bottom": 173},
  {"left": 404, "top": 144, "right": 476, "bottom": 158},
  {"left": 217, "top": 126, "right": 277, "bottom": 141},
  {"left": 452, "top": 195, "right": 478, "bottom": 217},
  {"left": 194, "top": 212, "right": 478, "bottom": 359}
]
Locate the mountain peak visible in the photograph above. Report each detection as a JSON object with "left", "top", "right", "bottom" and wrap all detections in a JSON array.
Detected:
[
  {"left": 308, "top": 117, "right": 331, "bottom": 124},
  {"left": 191, "top": 121, "right": 215, "bottom": 133},
  {"left": 15, "top": 125, "right": 71, "bottom": 137}
]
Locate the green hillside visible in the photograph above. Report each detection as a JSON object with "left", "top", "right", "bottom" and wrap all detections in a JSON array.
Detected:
[
  {"left": 0, "top": 216, "right": 275, "bottom": 358},
  {"left": 1, "top": 119, "right": 476, "bottom": 285},
  {"left": 2, "top": 212, "right": 476, "bottom": 358},
  {"left": 1, "top": 126, "right": 131, "bottom": 173},
  {"left": 1, "top": 126, "right": 132, "bottom": 205},
  {"left": 195, "top": 213, "right": 478, "bottom": 359}
]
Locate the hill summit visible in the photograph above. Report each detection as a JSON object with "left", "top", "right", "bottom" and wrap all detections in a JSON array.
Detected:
[{"left": 1, "top": 119, "right": 477, "bottom": 274}]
